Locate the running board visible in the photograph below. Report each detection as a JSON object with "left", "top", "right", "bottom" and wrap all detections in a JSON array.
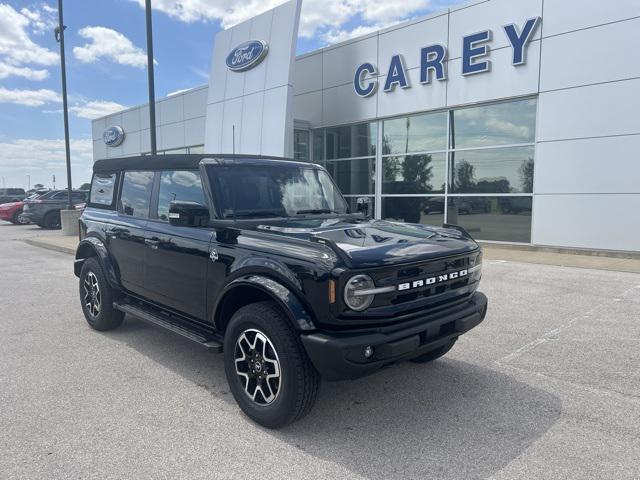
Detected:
[{"left": 113, "top": 301, "right": 223, "bottom": 353}]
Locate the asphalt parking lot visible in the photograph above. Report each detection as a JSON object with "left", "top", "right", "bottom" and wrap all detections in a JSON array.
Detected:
[{"left": 1, "top": 222, "right": 639, "bottom": 479}]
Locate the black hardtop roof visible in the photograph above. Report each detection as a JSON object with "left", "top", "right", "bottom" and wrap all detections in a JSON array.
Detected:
[{"left": 93, "top": 154, "right": 317, "bottom": 174}]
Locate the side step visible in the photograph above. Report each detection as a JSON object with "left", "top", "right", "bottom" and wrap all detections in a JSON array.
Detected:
[{"left": 114, "top": 301, "right": 223, "bottom": 353}]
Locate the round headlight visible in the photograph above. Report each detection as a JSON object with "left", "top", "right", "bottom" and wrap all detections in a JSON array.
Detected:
[{"left": 344, "top": 274, "right": 375, "bottom": 311}]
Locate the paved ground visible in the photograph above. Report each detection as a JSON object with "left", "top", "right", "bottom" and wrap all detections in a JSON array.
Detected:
[{"left": 1, "top": 221, "right": 639, "bottom": 479}]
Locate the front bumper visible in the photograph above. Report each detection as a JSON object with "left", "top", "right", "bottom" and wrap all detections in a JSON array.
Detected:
[{"left": 301, "top": 291, "right": 488, "bottom": 381}]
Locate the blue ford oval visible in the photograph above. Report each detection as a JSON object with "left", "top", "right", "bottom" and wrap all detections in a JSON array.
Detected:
[
  {"left": 225, "top": 40, "right": 269, "bottom": 72},
  {"left": 103, "top": 126, "right": 125, "bottom": 147}
]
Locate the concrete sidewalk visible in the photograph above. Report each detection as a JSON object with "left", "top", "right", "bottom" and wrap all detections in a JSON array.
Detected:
[{"left": 24, "top": 231, "right": 640, "bottom": 273}]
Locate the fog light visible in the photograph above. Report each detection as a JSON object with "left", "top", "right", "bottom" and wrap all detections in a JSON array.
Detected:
[{"left": 364, "top": 346, "right": 374, "bottom": 359}]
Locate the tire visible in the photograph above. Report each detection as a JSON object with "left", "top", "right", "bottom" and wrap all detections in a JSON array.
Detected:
[
  {"left": 409, "top": 338, "right": 457, "bottom": 364},
  {"left": 11, "top": 211, "right": 27, "bottom": 225},
  {"left": 224, "top": 301, "right": 320, "bottom": 428},
  {"left": 79, "top": 257, "right": 124, "bottom": 331},
  {"left": 43, "top": 211, "right": 61, "bottom": 229}
]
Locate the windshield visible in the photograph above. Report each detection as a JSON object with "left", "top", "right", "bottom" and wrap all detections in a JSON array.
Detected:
[{"left": 207, "top": 163, "right": 349, "bottom": 219}]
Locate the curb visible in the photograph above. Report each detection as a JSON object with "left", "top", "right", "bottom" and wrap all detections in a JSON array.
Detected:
[{"left": 24, "top": 238, "right": 76, "bottom": 255}]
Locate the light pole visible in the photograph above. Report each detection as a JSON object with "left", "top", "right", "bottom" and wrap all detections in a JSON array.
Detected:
[
  {"left": 54, "top": 0, "right": 73, "bottom": 209},
  {"left": 145, "top": 0, "right": 157, "bottom": 155},
  {"left": 27, "top": 175, "right": 30, "bottom": 191}
]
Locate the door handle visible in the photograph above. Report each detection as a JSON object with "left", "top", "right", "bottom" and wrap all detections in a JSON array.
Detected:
[{"left": 144, "top": 238, "right": 160, "bottom": 249}]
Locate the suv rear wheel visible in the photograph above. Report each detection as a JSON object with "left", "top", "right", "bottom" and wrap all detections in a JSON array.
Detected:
[
  {"left": 224, "top": 301, "right": 320, "bottom": 428},
  {"left": 409, "top": 338, "right": 457, "bottom": 364},
  {"left": 79, "top": 257, "right": 124, "bottom": 331},
  {"left": 43, "top": 211, "right": 61, "bottom": 229}
]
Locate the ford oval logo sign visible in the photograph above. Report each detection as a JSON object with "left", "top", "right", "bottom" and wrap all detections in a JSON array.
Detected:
[
  {"left": 103, "top": 126, "right": 125, "bottom": 147},
  {"left": 226, "top": 40, "right": 269, "bottom": 72}
]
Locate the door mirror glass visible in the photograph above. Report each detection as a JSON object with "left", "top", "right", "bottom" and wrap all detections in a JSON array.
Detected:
[{"left": 168, "top": 201, "right": 209, "bottom": 227}]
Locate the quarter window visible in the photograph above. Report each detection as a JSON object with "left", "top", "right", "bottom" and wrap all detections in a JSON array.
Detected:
[
  {"left": 90, "top": 173, "right": 117, "bottom": 206},
  {"left": 157, "top": 170, "right": 206, "bottom": 221},
  {"left": 119, "top": 171, "right": 154, "bottom": 219}
]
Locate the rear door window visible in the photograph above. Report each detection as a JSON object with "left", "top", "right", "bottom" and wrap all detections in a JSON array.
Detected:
[
  {"left": 119, "top": 171, "right": 154, "bottom": 219},
  {"left": 90, "top": 173, "right": 117, "bottom": 206},
  {"left": 156, "top": 170, "right": 206, "bottom": 221}
]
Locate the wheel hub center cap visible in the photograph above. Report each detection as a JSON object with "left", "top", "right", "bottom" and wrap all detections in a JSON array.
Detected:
[{"left": 254, "top": 361, "right": 262, "bottom": 372}]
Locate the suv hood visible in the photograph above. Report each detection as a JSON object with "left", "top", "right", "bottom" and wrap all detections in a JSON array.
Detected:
[{"left": 250, "top": 218, "right": 478, "bottom": 268}]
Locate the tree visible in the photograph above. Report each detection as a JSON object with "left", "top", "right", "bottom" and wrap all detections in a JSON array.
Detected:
[
  {"left": 79, "top": 183, "right": 91, "bottom": 190},
  {"left": 519, "top": 158, "right": 534, "bottom": 192},
  {"left": 454, "top": 160, "right": 476, "bottom": 192}
]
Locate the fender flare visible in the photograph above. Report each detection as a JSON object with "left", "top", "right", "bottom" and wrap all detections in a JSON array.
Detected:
[
  {"left": 214, "top": 275, "right": 316, "bottom": 332},
  {"left": 74, "top": 237, "right": 121, "bottom": 289}
]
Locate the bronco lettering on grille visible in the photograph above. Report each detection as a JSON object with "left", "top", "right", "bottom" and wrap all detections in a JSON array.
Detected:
[{"left": 397, "top": 269, "right": 468, "bottom": 291}]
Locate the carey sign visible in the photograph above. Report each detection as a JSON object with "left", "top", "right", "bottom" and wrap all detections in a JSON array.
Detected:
[
  {"left": 226, "top": 40, "right": 269, "bottom": 72},
  {"left": 103, "top": 126, "right": 125, "bottom": 147},
  {"left": 354, "top": 17, "right": 541, "bottom": 97}
]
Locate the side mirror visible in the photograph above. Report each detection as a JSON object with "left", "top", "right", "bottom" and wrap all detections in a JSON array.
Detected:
[
  {"left": 356, "top": 197, "right": 371, "bottom": 217},
  {"left": 169, "top": 201, "right": 209, "bottom": 227}
]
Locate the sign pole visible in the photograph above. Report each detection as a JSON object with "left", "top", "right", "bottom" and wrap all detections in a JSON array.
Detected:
[
  {"left": 55, "top": 0, "right": 73, "bottom": 209},
  {"left": 145, "top": 0, "right": 157, "bottom": 155}
]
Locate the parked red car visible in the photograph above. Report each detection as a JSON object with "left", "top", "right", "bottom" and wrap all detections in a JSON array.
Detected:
[{"left": 0, "top": 201, "right": 29, "bottom": 224}]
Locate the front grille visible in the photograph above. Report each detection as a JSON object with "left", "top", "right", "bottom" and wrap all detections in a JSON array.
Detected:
[{"left": 367, "top": 253, "right": 478, "bottom": 309}]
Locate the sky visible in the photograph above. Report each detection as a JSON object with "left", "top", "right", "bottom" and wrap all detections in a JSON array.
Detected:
[{"left": 0, "top": 0, "right": 465, "bottom": 189}]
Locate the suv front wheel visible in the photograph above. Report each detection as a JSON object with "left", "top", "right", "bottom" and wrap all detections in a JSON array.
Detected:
[
  {"left": 224, "top": 301, "right": 320, "bottom": 428},
  {"left": 79, "top": 257, "right": 124, "bottom": 331}
]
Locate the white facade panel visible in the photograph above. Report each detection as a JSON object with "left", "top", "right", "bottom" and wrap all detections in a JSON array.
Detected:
[
  {"left": 183, "top": 88, "right": 207, "bottom": 120},
  {"left": 220, "top": 97, "right": 243, "bottom": 154},
  {"left": 322, "top": 36, "right": 377, "bottom": 89},
  {"left": 239, "top": 93, "right": 264, "bottom": 154},
  {"left": 207, "top": 31, "right": 232, "bottom": 105},
  {"left": 537, "top": 79, "right": 640, "bottom": 142},
  {"left": 243, "top": 10, "right": 272, "bottom": 96},
  {"left": 265, "top": 0, "right": 300, "bottom": 89},
  {"left": 121, "top": 108, "right": 140, "bottom": 133},
  {"left": 540, "top": 18, "right": 640, "bottom": 92},
  {"left": 446, "top": 40, "right": 540, "bottom": 107},
  {"left": 293, "top": 91, "right": 322, "bottom": 125},
  {"left": 378, "top": 13, "right": 449, "bottom": 71},
  {"left": 532, "top": 194, "right": 640, "bottom": 251},
  {"left": 91, "top": 117, "right": 105, "bottom": 141},
  {"left": 184, "top": 117, "right": 205, "bottom": 147},
  {"left": 121, "top": 130, "right": 141, "bottom": 156},
  {"left": 448, "top": 0, "right": 542, "bottom": 58},
  {"left": 535, "top": 135, "right": 640, "bottom": 194},
  {"left": 159, "top": 122, "right": 185, "bottom": 151},
  {"left": 542, "top": 0, "right": 640, "bottom": 37},
  {"left": 92, "top": 138, "right": 106, "bottom": 161},
  {"left": 261, "top": 86, "right": 292, "bottom": 156},
  {"left": 104, "top": 113, "right": 122, "bottom": 130},
  {"left": 323, "top": 83, "right": 377, "bottom": 126},
  {"left": 204, "top": 103, "right": 224, "bottom": 152},
  {"left": 158, "top": 96, "right": 184, "bottom": 125},
  {"left": 377, "top": 67, "right": 447, "bottom": 118},
  {"left": 293, "top": 53, "right": 322, "bottom": 95}
]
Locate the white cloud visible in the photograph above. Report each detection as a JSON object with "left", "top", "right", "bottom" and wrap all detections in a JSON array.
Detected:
[
  {"left": 0, "top": 3, "right": 58, "bottom": 67},
  {"left": 129, "top": 0, "right": 439, "bottom": 42},
  {"left": 0, "top": 138, "right": 94, "bottom": 188},
  {"left": 73, "top": 26, "right": 149, "bottom": 68},
  {"left": 19, "top": 4, "right": 58, "bottom": 35},
  {"left": 0, "top": 87, "right": 61, "bottom": 106},
  {"left": 0, "top": 61, "right": 49, "bottom": 81},
  {"left": 322, "top": 24, "right": 384, "bottom": 45},
  {"left": 69, "top": 100, "right": 128, "bottom": 119}
]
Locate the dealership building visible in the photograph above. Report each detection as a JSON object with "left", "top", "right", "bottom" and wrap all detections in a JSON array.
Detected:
[{"left": 92, "top": 0, "right": 640, "bottom": 253}]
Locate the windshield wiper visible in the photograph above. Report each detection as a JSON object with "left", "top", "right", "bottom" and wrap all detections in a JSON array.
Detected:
[
  {"left": 296, "top": 208, "right": 339, "bottom": 215},
  {"left": 224, "top": 211, "right": 284, "bottom": 219}
]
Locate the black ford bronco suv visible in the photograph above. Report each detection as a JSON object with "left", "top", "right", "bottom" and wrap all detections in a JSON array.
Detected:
[{"left": 75, "top": 154, "right": 487, "bottom": 428}]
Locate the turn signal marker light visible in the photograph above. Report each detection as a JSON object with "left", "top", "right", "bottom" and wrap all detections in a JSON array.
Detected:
[{"left": 328, "top": 279, "right": 336, "bottom": 304}]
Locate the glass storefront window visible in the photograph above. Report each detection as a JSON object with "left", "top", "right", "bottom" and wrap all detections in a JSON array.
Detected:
[
  {"left": 313, "top": 130, "right": 324, "bottom": 162},
  {"left": 382, "top": 197, "right": 445, "bottom": 225},
  {"left": 449, "top": 146, "right": 535, "bottom": 194},
  {"left": 383, "top": 111, "right": 447, "bottom": 155},
  {"left": 382, "top": 153, "right": 446, "bottom": 194},
  {"left": 325, "top": 122, "right": 377, "bottom": 160},
  {"left": 448, "top": 196, "right": 532, "bottom": 243},
  {"left": 344, "top": 196, "right": 375, "bottom": 216},
  {"left": 452, "top": 99, "right": 536, "bottom": 149},
  {"left": 325, "top": 158, "right": 375, "bottom": 195},
  {"left": 294, "top": 129, "right": 310, "bottom": 162}
]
